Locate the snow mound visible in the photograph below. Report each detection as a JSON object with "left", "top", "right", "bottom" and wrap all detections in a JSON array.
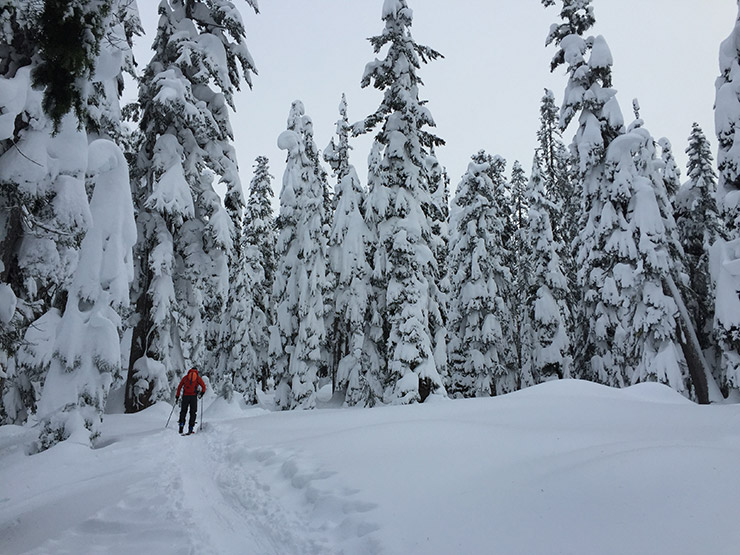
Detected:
[
  {"left": 621, "top": 382, "right": 696, "bottom": 405},
  {"left": 204, "top": 396, "right": 269, "bottom": 420},
  {"left": 505, "top": 377, "right": 622, "bottom": 399},
  {"left": 506, "top": 378, "right": 694, "bottom": 406}
]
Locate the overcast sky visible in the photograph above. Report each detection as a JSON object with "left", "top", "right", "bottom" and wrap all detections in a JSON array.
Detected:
[{"left": 135, "top": 0, "right": 737, "bottom": 199}]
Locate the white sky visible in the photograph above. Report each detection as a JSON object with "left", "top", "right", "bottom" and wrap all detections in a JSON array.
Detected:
[{"left": 135, "top": 0, "right": 737, "bottom": 198}]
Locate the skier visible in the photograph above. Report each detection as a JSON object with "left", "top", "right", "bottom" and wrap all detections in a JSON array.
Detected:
[{"left": 175, "top": 367, "right": 206, "bottom": 434}]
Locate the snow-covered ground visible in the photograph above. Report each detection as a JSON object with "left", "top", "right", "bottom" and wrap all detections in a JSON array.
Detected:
[{"left": 1, "top": 380, "right": 739, "bottom": 555}]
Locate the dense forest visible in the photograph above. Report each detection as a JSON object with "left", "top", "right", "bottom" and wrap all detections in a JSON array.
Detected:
[{"left": 1, "top": 0, "right": 739, "bottom": 452}]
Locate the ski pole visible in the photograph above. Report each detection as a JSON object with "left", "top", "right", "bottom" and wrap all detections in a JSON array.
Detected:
[
  {"left": 198, "top": 395, "right": 204, "bottom": 432},
  {"left": 165, "top": 399, "right": 176, "bottom": 428}
]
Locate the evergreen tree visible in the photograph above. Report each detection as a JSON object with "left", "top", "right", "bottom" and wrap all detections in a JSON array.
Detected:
[
  {"left": 271, "top": 101, "right": 330, "bottom": 410},
  {"left": 125, "top": 0, "right": 258, "bottom": 411},
  {"left": 361, "top": 141, "right": 390, "bottom": 405},
  {"left": 675, "top": 123, "right": 725, "bottom": 386},
  {"left": 525, "top": 156, "right": 572, "bottom": 383},
  {"left": 447, "top": 152, "right": 516, "bottom": 397},
  {"left": 623, "top": 115, "right": 693, "bottom": 396},
  {"left": 658, "top": 137, "right": 681, "bottom": 202},
  {"left": 325, "top": 95, "right": 373, "bottom": 405},
  {"left": 543, "top": 0, "right": 691, "bottom": 395},
  {"left": 717, "top": 3, "right": 740, "bottom": 235},
  {"left": 714, "top": 4, "right": 740, "bottom": 391},
  {"left": 0, "top": 2, "right": 129, "bottom": 425},
  {"left": 356, "top": 0, "right": 446, "bottom": 404},
  {"left": 509, "top": 160, "right": 531, "bottom": 387},
  {"left": 33, "top": 140, "right": 135, "bottom": 450},
  {"left": 423, "top": 150, "right": 450, "bottom": 382},
  {"left": 244, "top": 156, "right": 275, "bottom": 392},
  {"left": 536, "top": 89, "right": 574, "bottom": 247},
  {"left": 219, "top": 151, "right": 260, "bottom": 404},
  {"left": 0, "top": 2, "right": 51, "bottom": 424},
  {"left": 535, "top": 89, "right": 578, "bottom": 347},
  {"left": 545, "top": 0, "right": 626, "bottom": 385}
]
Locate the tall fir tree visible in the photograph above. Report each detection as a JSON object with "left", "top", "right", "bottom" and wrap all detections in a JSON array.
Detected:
[
  {"left": 545, "top": 0, "right": 630, "bottom": 385},
  {"left": 271, "top": 101, "right": 330, "bottom": 410},
  {"left": 126, "top": 0, "right": 256, "bottom": 411},
  {"left": 714, "top": 3, "right": 740, "bottom": 392},
  {"left": 536, "top": 89, "right": 574, "bottom": 247},
  {"left": 0, "top": 1, "right": 135, "bottom": 426},
  {"left": 218, "top": 152, "right": 263, "bottom": 404},
  {"left": 509, "top": 160, "right": 532, "bottom": 387},
  {"left": 356, "top": 0, "right": 447, "bottom": 404},
  {"left": 543, "top": 0, "right": 693, "bottom": 396},
  {"left": 535, "top": 89, "right": 578, "bottom": 347},
  {"left": 524, "top": 156, "right": 572, "bottom": 383},
  {"left": 125, "top": 0, "right": 258, "bottom": 411},
  {"left": 623, "top": 114, "right": 695, "bottom": 397},
  {"left": 446, "top": 153, "right": 516, "bottom": 397},
  {"left": 675, "top": 123, "right": 725, "bottom": 387},
  {"left": 361, "top": 141, "right": 390, "bottom": 404},
  {"left": 423, "top": 149, "right": 450, "bottom": 382},
  {"left": 658, "top": 137, "right": 681, "bottom": 203},
  {"left": 243, "top": 156, "right": 275, "bottom": 392},
  {"left": 0, "top": 2, "right": 71, "bottom": 424},
  {"left": 324, "top": 95, "right": 373, "bottom": 405},
  {"left": 33, "top": 140, "right": 136, "bottom": 450}
]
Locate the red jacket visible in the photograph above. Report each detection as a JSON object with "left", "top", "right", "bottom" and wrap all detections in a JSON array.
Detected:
[{"left": 177, "top": 369, "right": 206, "bottom": 397}]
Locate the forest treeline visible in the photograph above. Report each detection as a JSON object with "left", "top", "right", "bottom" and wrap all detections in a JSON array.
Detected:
[{"left": 1, "top": 0, "right": 739, "bottom": 451}]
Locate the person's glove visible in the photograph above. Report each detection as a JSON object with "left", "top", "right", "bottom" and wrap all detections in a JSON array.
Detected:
[
  {"left": 198, "top": 392, "right": 203, "bottom": 399},
  {"left": 175, "top": 395, "right": 180, "bottom": 404}
]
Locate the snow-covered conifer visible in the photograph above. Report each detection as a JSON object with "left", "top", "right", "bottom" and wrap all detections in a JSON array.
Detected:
[
  {"left": 624, "top": 117, "right": 697, "bottom": 397},
  {"left": 423, "top": 151, "right": 450, "bottom": 385},
  {"left": 0, "top": 4, "right": 110, "bottom": 424},
  {"left": 545, "top": 0, "right": 627, "bottom": 384},
  {"left": 33, "top": 140, "right": 136, "bottom": 450},
  {"left": 658, "top": 138, "right": 681, "bottom": 202},
  {"left": 125, "top": 0, "right": 258, "bottom": 411},
  {"left": 325, "top": 96, "right": 373, "bottom": 405},
  {"left": 360, "top": 142, "right": 390, "bottom": 405},
  {"left": 243, "top": 156, "right": 275, "bottom": 392},
  {"left": 524, "top": 157, "right": 572, "bottom": 383},
  {"left": 356, "top": 0, "right": 446, "bottom": 404},
  {"left": 675, "top": 124, "right": 724, "bottom": 364},
  {"left": 509, "top": 161, "right": 531, "bottom": 385},
  {"left": 536, "top": 89, "right": 574, "bottom": 246},
  {"left": 717, "top": 3, "right": 740, "bottom": 234},
  {"left": 714, "top": 5, "right": 740, "bottom": 391},
  {"left": 218, "top": 147, "right": 256, "bottom": 403},
  {"left": 447, "top": 152, "right": 517, "bottom": 397},
  {"left": 271, "top": 101, "right": 330, "bottom": 410},
  {"left": 535, "top": 89, "right": 578, "bottom": 346},
  {"left": 543, "top": 0, "right": 692, "bottom": 395}
]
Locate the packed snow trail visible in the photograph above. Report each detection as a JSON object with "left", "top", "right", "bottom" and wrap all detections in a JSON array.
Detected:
[{"left": 1, "top": 401, "right": 381, "bottom": 555}]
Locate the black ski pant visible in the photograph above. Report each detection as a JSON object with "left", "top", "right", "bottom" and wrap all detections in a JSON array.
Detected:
[{"left": 178, "top": 395, "right": 198, "bottom": 430}]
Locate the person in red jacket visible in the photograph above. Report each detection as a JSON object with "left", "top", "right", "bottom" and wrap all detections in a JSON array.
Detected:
[{"left": 176, "top": 367, "right": 206, "bottom": 434}]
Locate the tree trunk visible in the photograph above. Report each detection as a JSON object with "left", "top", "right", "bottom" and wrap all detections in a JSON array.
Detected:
[
  {"left": 124, "top": 269, "right": 152, "bottom": 413},
  {"left": 664, "top": 275, "right": 710, "bottom": 404},
  {"left": 1, "top": 204, "right": 24, "bottom": 291}
]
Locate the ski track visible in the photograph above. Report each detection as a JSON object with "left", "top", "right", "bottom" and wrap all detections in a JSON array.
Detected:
[
  {"left": 14, "top": 418, "right": 382, "bottom": 555},
  {"left": 183, "top": 420, "right": 382, "bottom": 555}
]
